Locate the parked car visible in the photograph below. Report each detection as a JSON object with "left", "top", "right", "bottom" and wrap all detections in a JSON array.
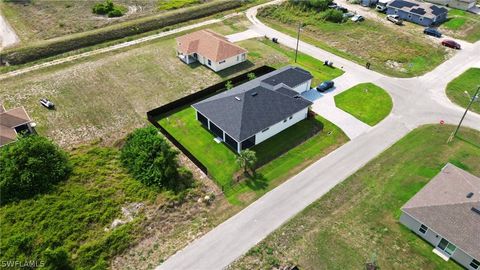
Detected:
[
  {"left": 423, "top": 27, "right": 442, "bottom": 38},
  {"left": 343, "top": 12, "right": 356, "bottom": 18},
  {"left": 328, "top": 2, "right": 338, "bottom": 8},
  {"left": 376, "top": 4, "right": 387, "bottom": 12},
  {"left": 40, "top": 98, "right": 55, "bottom": 109},
  {"left": 441, "top": 39, "right": 461, "bottom": 49},
  {"left": 316, "top": 81, "right": 335, "bottom": 92},
  {"left": 386, "top": 14, "right": 403, "bottom": 25},
  {"left": 351, "top": 15, "right": 364, "bottom": 22},
  {"left": 335, "top": 6, "right": 348, "bottom": 13}
]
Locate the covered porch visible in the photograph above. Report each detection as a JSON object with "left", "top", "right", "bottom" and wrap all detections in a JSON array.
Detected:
[{"left": 177, "top": 51, "right": 198, "bottom": 65}]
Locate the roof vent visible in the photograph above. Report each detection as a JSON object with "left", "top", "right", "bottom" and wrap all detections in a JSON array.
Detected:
[
  {"left": 251, "top": 92, "right": 258, "bottom": 97},
  {"left": 235, "top": 96, "right": 241, "bottom": 101},
  {"left": 472, "top": 206, "right": 480, "bottom": 216},
  {"left": 467, "top": 192, "right": 474, "bottom": 198}
]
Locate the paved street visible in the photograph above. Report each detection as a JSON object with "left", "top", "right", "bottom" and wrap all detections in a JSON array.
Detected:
[{"left": 157, "top": 2, "right": 480, "bottom": 270}]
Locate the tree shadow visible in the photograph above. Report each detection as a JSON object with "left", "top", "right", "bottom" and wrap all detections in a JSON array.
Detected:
[{"left": 244, "top": 172, "right": 268, "bottom": 191}]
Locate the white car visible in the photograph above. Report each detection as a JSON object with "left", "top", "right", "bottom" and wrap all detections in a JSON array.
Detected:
[
  {"left": 386, "top": 14, "right": 403, "bottom": 25},
  {"left": 351, "top": 15, "right": 364, "bottom": 22}
]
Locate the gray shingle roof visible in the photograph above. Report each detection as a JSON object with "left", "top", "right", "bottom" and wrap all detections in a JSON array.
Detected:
[
  {"left": 261, "top": 66, "right": 313, "bottom": 88},
  {"left": 192, "top": 66, "right": 313, "bottom": 142},
  {"left": 402, "top": 163, "right": 480, "bottom": 260}
]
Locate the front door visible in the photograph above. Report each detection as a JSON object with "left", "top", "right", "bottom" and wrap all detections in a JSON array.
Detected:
[{"left": 437, "top": 238, "right": 456, "bottom": 256}]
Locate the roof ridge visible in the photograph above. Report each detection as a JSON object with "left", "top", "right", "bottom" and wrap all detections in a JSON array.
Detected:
[{"left": 403, "top": 199, "right": 480, "bottom": 210}]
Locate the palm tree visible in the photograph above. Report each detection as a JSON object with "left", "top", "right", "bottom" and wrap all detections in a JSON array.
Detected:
[{"left": 236, "top": 149, "right": 257, "bottom": 176}]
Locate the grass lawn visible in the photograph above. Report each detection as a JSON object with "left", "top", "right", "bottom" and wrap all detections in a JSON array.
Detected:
[
  {"left": 334, "top": 83, "right": 393, "bottom": 126},
  {"left": 231, "top": 124, "right": 480, "bottom": 270},
  {"left": 446, "top": 68, "right": 480, "bottom": 114},
  {"left": 257, "top": 3, "right": 448, "bottom": 77},
  {"left": 440, "top": 9, "right": 480, "bottom": 42},
  {"left": 158, "top": 106, "right": 348, "bottom": 204},
  {"left": 0, "top": 144, "right": 161, "bottom": 269}
]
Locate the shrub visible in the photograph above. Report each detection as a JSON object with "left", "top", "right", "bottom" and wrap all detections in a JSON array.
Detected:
[
  {"left": 0, "top": 0, "right": 242, "bottom": 65},
  {"left": 121, "top": 126, "right": 193, "bottom": 190},
  {"left": 0, "top": 135, "right": 71, "bottom": 204},
  {"left": 108, "top": 6, "right": 126, "bottom": 17},
  {"left": 43, "top": 247, "right": 72, "bottom": 270},
  {"left": 322, "top": 9, "right": 344, "bottom": 23},
  {"left": 92, "top": 0, "right": 119, "bottom": 16}
]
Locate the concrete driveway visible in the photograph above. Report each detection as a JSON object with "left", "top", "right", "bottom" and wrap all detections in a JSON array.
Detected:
[{"left": 0, "top": 12, "right": 19, "bottom": 50}]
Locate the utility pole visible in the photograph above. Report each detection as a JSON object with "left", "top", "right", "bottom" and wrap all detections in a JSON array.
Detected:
[
  {"left": 450, "top": 86, "right": 480, "bottom": 141},
  {"left": 295, "top": 22, "right": 301, "bottom": 63}
]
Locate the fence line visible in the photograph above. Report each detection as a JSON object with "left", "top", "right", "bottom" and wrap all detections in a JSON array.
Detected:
[{"left": 147, "top": 66, "right": 276, "bottom": 180}]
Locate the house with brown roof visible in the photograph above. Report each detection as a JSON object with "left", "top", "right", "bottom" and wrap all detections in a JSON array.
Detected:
[
  {"left": 176, "top": 29, "right": 247, "bottom": 72},
  {"left": 400, "top": 163, "right": 480, "bottom": 270},
  {"left": 0, "top": 104, "right": 34, "bottom": 147}
]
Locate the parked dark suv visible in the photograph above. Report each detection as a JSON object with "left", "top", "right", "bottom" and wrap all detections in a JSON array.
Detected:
[{"left": 423, "top": 27, "right": 442, "bottom": 38}]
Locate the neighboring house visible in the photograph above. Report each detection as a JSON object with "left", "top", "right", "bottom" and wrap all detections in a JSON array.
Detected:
[
  {"left": 176, "top": 29, "right": 247, "bottom": 72},
  {"left": 400, "top": 163, "right": 480, "bottom": 270},
  {"left": 386, "top": 0, "right": 448, "bottom": 26},
  {"left": 0, "top": 104, "right": 34, "bottom": 147},
  {"left": 192, "top": 66, "right": 313, "bottom": 153},
  {"left": 362, "top": 0, "right": 379, "bottom": 7},
  {"left": 426, "top": 0, "right": 476, "bottom": 10}
]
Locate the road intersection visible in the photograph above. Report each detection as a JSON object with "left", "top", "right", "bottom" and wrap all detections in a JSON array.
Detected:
[{"left": 157, "top": 1, "right": 480, "bottom": 270}]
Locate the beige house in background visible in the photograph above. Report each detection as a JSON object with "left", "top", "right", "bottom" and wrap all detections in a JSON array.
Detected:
[
  {"left": 0, "top": 104, "right": 34, "bottom": 147},
  {"left": 176, "top": 29, "right": 247, "bottom": 72},
  {"left": 400, "top": 163, "right": 480, "bottom": 270}
]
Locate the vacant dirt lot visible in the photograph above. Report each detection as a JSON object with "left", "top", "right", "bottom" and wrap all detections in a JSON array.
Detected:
[{"left": 0, "top": 0, "right": 210, "bottom": 44}]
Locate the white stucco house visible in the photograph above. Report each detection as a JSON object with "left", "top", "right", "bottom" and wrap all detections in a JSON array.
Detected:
[
  {"left": 400, "top": 163, "right": 480, "bottom": 270},
  {"left": 192, "top": 66, "right": 313, "bottom": 153},
  {"left": 176, "top": 29, "right": 247, "bottom": 72}
]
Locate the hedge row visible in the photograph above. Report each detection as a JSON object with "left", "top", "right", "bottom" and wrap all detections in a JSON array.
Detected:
[{"left": 0, "top": 0, "right": 242, "bottom": 65}]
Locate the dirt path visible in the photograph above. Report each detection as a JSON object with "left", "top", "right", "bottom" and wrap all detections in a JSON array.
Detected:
[
  {"left": 0, "top": 13, "right": 240, "bottom": 80},
  {"left": 0, "top": 11, "right": 19, "bottom": 51}
]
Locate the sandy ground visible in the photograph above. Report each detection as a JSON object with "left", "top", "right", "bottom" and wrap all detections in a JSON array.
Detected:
[{"left": 0, "top": 11, "right": 19, "bottom": 51}]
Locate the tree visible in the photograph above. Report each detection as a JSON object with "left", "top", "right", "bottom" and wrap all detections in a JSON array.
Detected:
[
  {"left": 120, "top": 126, "right": 192, "bottom": 190},
  {"left": 322, "top": 9, "right": 344, "bottom": 23},
  {"left": 236, "top": 149, "right": 257, "bottom": 175},
  {"left": 0, "top": 135, "right": 71, "bottom": 204},
  {"left": 247, "top": 72, "right": 256, "bottom": 81},
  {"left": 225, "top": 80, "right": 234, "bottom": 90}
]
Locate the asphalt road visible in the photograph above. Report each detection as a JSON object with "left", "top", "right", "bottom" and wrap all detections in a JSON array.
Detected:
[{"left": 157, "top": 2, "right": 480, "bottom": 270}]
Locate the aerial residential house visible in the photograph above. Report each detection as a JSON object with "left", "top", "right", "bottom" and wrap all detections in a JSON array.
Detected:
[
  {"left": 176, "top": 29, "right": 247, "bottom": 72},
  {"left": 0, "top": 104, "right": 34, "bottom": 147},
  {"left": 386, "top": 0, "right": 448, "bottom": 26},
  {"left": 426, "top": 0, "right": 476, "bottom": 10},
  {"left": 399, "top": 163, "right": 480, "bottom": 270},
  {"left": 192, "top": 66, "right": 313, "bottom": 153}
]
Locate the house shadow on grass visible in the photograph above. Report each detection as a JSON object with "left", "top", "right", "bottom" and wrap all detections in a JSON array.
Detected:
[{"left": 216, "top": 60, "right": 256, "bottom": 78}]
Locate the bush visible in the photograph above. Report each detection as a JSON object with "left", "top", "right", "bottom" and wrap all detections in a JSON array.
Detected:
[
  {"left": 121, "top": 126, "right": 193, "bottom": 190},
  {"left": 92, "top": 0, "right": 126, "bottom": 17},
  {"left": 0, "top": 135, "right": 71, "bottom": 204},
  {"left": 43, "top": 247, "right": 72, "bottom": 270},
  {"left": 322, "top": 9, "right": 344, "bottom": 23},
  {"left": 0, "top": 0, "right": 242, "bottom": 65}
]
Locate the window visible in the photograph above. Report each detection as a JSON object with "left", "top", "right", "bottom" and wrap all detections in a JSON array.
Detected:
[
  {"left": 408, "top": 14, "right": 412, "bottom": 19},
  {"left": 470, "top": 259, "right": 480, "bottom": 269},
  {"left": 283, "top": 119, "right": 287, "bottom": 123},
  {"left": 208, "top": 59, "right": 211, "bottom": 66},
  {"left": 289, "top": 116, "right": 293, "bottom": 120},
  {"left": 219, "top": 60, "right": 226, "bottom": 64},
  {"left": 262, "top": 127, "right": 269, "bottom": 132},
  {"left": 419, "top": 224, "right": 428, "bottom": 234},
  {"left": 437, "top": 238, "right": 456, "bottom": 256},
  {"left": 241, "top": 53, "right": 246, "bottom": 60},
  {"left": 420, "top": 17, "right": 423, "bottom": 21},
  {"left": 237, "top": 55, "right": 240, "bottom": 61}
]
